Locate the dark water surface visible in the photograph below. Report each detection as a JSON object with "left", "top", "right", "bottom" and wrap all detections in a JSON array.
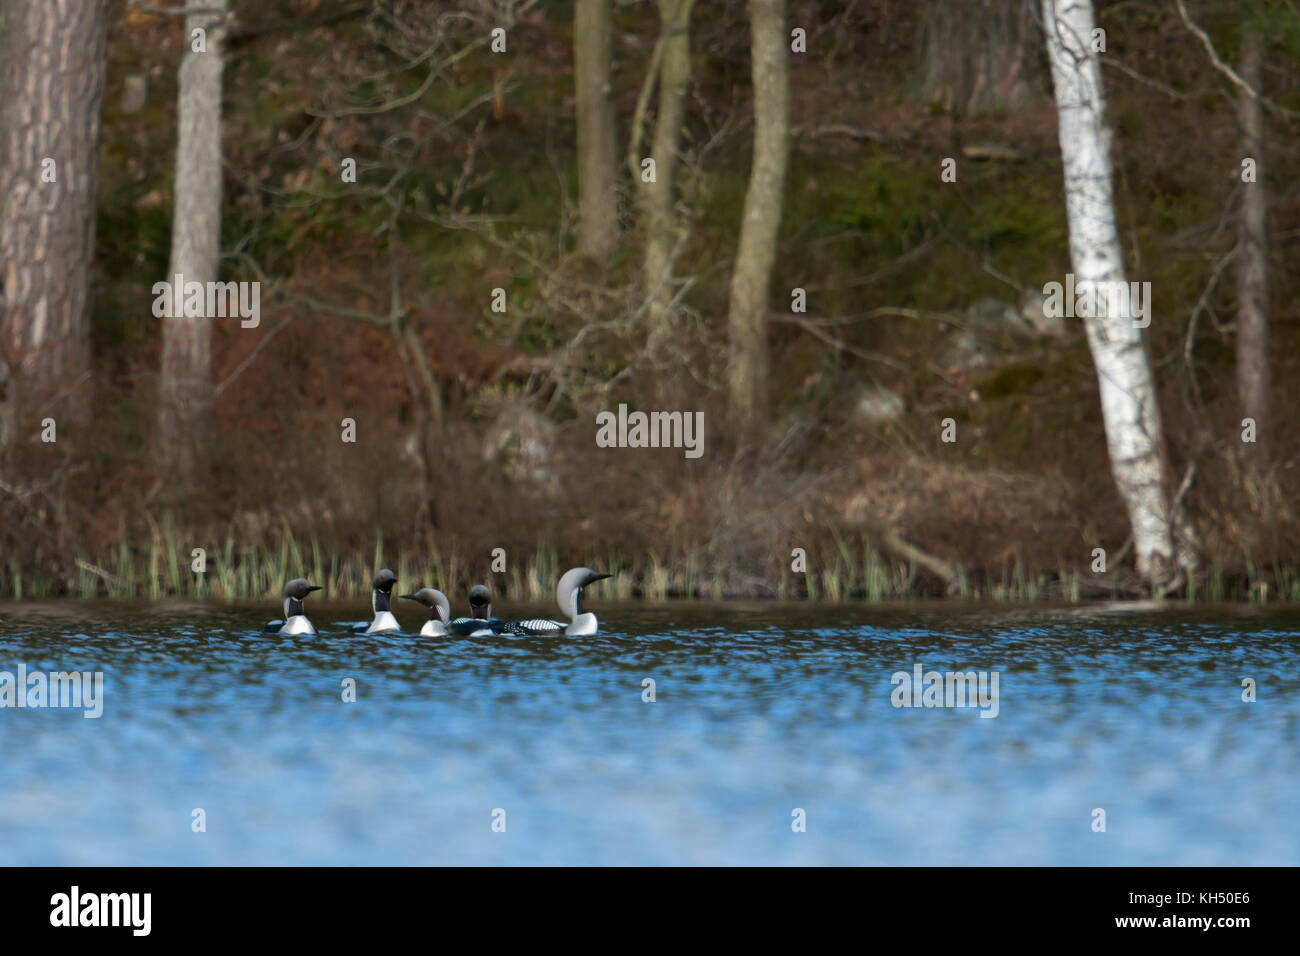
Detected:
[{"left": 0, "top": 601, "right": 1296, "bottom": 865}]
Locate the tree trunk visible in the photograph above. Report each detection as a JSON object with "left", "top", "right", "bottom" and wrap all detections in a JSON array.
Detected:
[
  {"left": 1041, "top": 0, "right": 1195, "bottom": 585},
  {"left": 0, "top": 0, "right": 110, "bottom": 440},
  {"left": 727, "top": 0, "right": 789, "bottom": 443},
  {"left": 641, "top": 0, "right": 695, "bottom": 354},
  {"left": 160, "top": 0, "right": 228, "bottom": 487},
  {"left": 574, "top": 0, "right": 618, "bottom": 258},
  {"left": 1236, "top": 26, "right": 1268, "bottom": 453},
  {"left": 920, "top": 0, "right": 1036, "bottom": 116}
]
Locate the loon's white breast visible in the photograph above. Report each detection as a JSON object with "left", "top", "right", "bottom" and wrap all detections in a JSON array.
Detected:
[
  {"left": 273, "top": 578, "right": 323, "bottom": 635},
  {"left": 367, "top": 610, "right": 401, "bottom": 634},
  {"left": 420, "top": 619, "right": 449, "bottom": 637},
  {"left": 280, "top": 614, "right": 316, "bottom": 636}
]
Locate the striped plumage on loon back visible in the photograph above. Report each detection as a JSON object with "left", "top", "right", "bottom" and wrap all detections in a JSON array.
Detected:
[
  {"left": 400, "top": 587, "right": 451, "bottom": 637},
  {"left": 449, "top": 584, "right": 504, "bottom": 636},
  {"left": 501, "top": 567, "right": 611, "bottom": 636},
  {"left": 266, "top": 577, "right": 323, "bottom": 635}
]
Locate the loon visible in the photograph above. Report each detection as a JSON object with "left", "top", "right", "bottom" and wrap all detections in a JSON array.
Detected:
[
  {"left": 449, "top": 583, "right": 505, "bottom": 636},
  {"left": 503, "top": 567, "right": 611, "bottom": 636},
  {"left": 400, "top": 587, "right": 452, "bottom": 637},
  {"left": 266, "top": 578, "right": 323, "bottom": 635},
  {"left": 362, "top": 568, "right": 401, "bottom": 633}
]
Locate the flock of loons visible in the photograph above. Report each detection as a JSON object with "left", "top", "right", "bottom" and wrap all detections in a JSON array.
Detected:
[{"left": 265, "top": 567, "right": 613, "bottom": 637}]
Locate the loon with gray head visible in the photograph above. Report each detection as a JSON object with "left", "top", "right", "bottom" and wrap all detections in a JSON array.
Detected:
[
  {"left": 502, "top": 567, "right": 612, "bottom": 636},
  {"left": 265, "top": 578, "right": 323, "bottom": 635},
  {"left": 400, "top": 587, "right": 451, "bottom": 637},
  {"left": 357, "top": 569, "right": 401, "bottom": 633},
  {"left": 449, "top": 584, "right": 504, "bottom": 636}
]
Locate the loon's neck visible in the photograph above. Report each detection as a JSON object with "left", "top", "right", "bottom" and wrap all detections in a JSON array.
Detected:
[{"left": 373, "top": 590, "right": 391, "bottom": 614}]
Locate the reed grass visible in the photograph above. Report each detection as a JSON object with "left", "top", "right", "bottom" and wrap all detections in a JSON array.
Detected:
[{"left": 3, "top": 517, "right": 1300, "bottom": 603}]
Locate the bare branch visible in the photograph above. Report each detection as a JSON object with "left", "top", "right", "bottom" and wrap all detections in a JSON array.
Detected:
[
  {"left": 1101, "top": 54, "right": 1188, "bottom": 101},
  {"left": 627, "top": 34, "right": 667, "bottom": 181},
  {"left": 792, "top": 123, "right": 885, "bottom": 143},
  {"left": 232, "top": 252, "right": 391, "bottom": 325},
  {"left": 127, "top": 0, "right": 229, "bottom": 17},
  {"left": 1173, "top": 0, "right": 1300, "bottom": 119},
  {"left": 212, "top": 316, "right": 295, "bottom": 399},
  {"left": 770, "top": 314, "right": 909, "bottom": 371}
]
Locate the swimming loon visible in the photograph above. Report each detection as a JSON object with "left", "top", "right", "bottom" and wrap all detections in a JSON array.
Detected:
[
  {"left": 400, "top": 587, "right": 452, "bottom": 637},
  {"left": 449, "top": 583, "right": 504, "bottom": 636},
  {"left": 363, "top": 569, "right": 401, "bottom": 633},
  {"left": 503, "top": 567, "right": 611, "bottom": 636},
  {"left": 266, "top": 578, "right": 323, "bottom": 635}
]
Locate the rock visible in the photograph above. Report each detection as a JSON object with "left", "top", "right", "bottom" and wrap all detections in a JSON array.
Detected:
[
  {"left": 941, "top": 327, "right": 995, "bottom": 370},
  {"left": 855, "top": 384, "right": 905, "bottom": 423},
  {"left": 966, "top": 297, "right": 1029, "bottom": 333},
  {"left": 482, "top": 403, "right": 559, "bottom": 490},
  {"left": 1020, "top": 287, "right": 1067, "bottom": 337},
  {"left": 121, "top": 75, "right": 148, "bottom": 113},
  {"left": 942, "top": 295, "right": 1067, "bottom": 371}
]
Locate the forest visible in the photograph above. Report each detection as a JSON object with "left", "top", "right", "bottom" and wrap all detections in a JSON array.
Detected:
[{"left": 1, "top": 0, "right": 1298, "bottom": 603}]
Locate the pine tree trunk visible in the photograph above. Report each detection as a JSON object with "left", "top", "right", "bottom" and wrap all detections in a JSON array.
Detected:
[
  {"left": 727, "top": 0, "right": 789, "bottom": 443},
  {"left": 574, "top": 0, "right": 618, "bottom": 258},
  {"left": 920, "top": 0, "right": 1036, "bottom": 116},
  {"left": 641, "top": 0, "right": 695, "bottom": 353},
  {"left": 1236, "top": 26, "right": 1268, "bottom": 453},
  {"left": 159, "top": 1, "right": 228, "bottom": 487},
  {"left": 1041, "top": 0, "right": 1195, "bottom": 585},
  {"left": 0, "top": 0, "right": 110, "bottom": 440}
]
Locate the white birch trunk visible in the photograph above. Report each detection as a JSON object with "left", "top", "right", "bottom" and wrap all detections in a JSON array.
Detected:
[{"left": 1041, "top": 0, "right": 1194, "bottom": 583}]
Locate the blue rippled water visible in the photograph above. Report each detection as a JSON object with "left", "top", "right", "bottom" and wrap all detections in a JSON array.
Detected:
[{"left": 0, "top": 601, "right": 1296, "bottom": 865}]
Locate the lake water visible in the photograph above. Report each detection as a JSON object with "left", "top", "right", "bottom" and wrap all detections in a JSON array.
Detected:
[{"left": 0, "top": 601, "right": 1296, "bottom": 865}]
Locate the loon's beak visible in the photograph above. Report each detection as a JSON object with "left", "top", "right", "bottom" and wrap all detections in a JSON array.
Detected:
[
  {"left": 590, "top": 573, "right": 612, "bottom": 584},
  {"left": 306, "top": 585, "right": 323, "bottom": 593}
]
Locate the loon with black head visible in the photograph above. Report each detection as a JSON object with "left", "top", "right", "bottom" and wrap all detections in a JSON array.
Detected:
[
  {"left": 400, "top": 587, "right": 451, "bottom": 637},
  {"left": 449, "top": 583, "right": 505, "bottom": 636},
  {"left": 502, "top": 567, "right": 611, "bottom": 636},
  {"left": 360, "top": 568, "right": 401, "bottom": 633},
  {"left": 266, "top": 578, "right": 323, "bottom": 635}
]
